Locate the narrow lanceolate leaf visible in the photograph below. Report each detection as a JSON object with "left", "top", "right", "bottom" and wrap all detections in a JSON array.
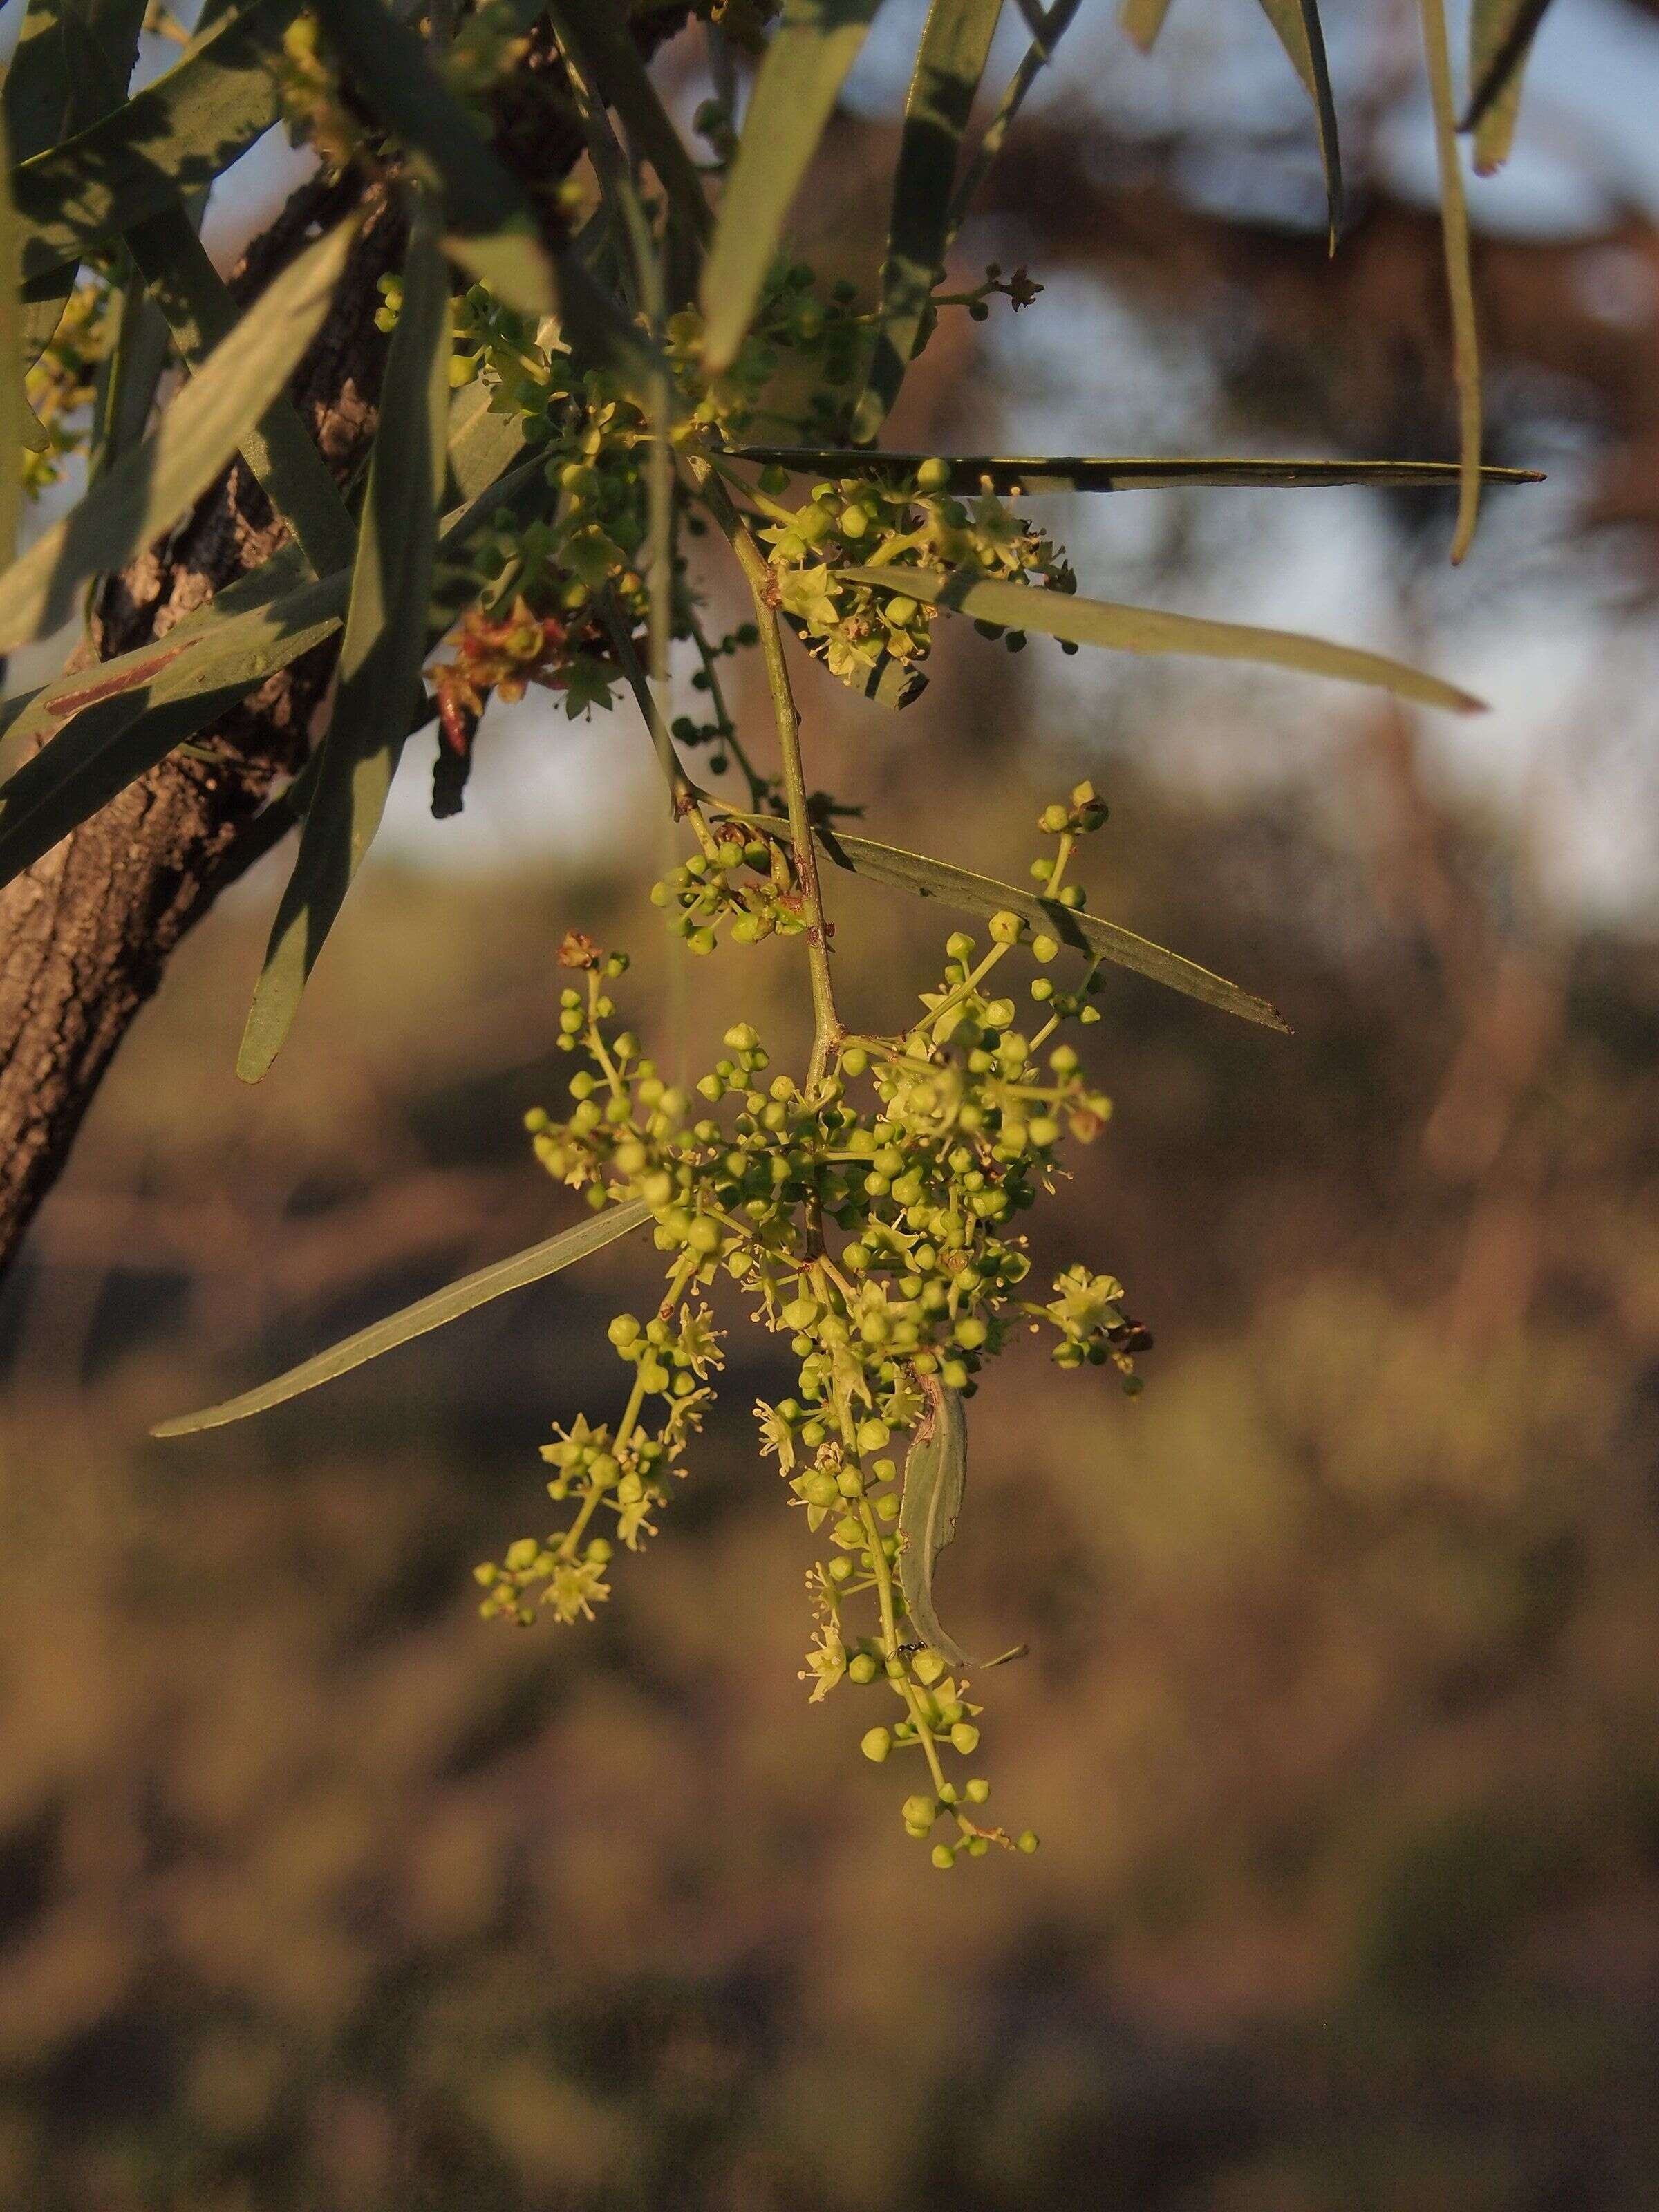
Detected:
[
  {"left": 897, "top": 1377, "right": 972, "bottom": 1667},
  {"left": 944, "top": 0, "right": 1084, "bottom": 247},
  {"left": 239, "top": 210, "right": 451, "bottom": 1084},
  {"left": 1466, "top": 0, "right": 1553, "bottom": 172},
  {"left": 731, "top": 449, "right": 1541, "bottom": 495},
  {"left": 549, "top": 0, "right": 711, "bottom": 245},
  {"left": 1120, "top": 0, "right": 1176, "bottom": 49},
  {"left": 0, "top": 566, "right": 341, "bottom": 889},
  {"left": 1255, "top": 0, "right": 1342, "bottom": 250},
  {"left": 1418, "top": 0, "right": 1482, "bottom": 563},
  {"left": 124, "top": 203, "right": 357, "bottom": 577},
  {"left": 0, "top": 216, "right": 353, "bottom": 655},
  {"left": 0, "top": 110, "right": 25, "bottom": 570},
  {"left": 809, "top": 821, "right": 1291, "bottom": 1030},
  {"left": 308, "top": 0, "right": 556, "bottom": 315},
  {"left": 12, "top": 0, "right": 297, "bottom": 290},
  {"left": 836, "top": 566, "right": 1484, "bottom": 711},
  {"left": 700, "top": 0, "right": 885, "bottom": 372},
  {"left": 852, "top": 0, "right": 1004, "bottom": 445},
  {"left": 153, "top": 1198, "right": 652, "bottom": 1436}
]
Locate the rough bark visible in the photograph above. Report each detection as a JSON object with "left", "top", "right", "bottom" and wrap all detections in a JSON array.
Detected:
[{"left": 0, "top": 17, "right": 680, "bottom": 1282}]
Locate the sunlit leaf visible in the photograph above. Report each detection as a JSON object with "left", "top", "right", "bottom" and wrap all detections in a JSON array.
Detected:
[
  {"left": 238, "top": 207, "right": 452, "bottom": 1083},
  {"left": 153, "top": 1197, "right": 653, "bottom": 1436},
  {"left": 1466, "top": 0, "right": 1553, "bottom": 171},
  {"left": 1418, "top": 0, "right": 1483, "bottom": 563},
  {"left": 1254, "top": 0, "right": 1342, "bottom": 250},
  {"left": 807, "top": 820, "right": 1292, "bottom": 1030},
  {"left": 897, "top": 1376, "right": 971, "bottom": 1667},
  {"left": 0, "top": 214, "right": 355, "bottom": 655},
  {"left": 852, "top": 0, "right": 1004, "bottom": 445},
  {"left": 699, "top": 0, "right": 884, "bottom": 373},
  {"left": 836, "top": 565, "right": 1483, "bottom": 711},
  {"left": 731, "top": 448, "right": 1539, "bottom": 494}
]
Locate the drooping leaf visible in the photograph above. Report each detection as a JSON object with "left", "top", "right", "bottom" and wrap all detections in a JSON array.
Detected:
[
  {"left": 1120, "top": 0, "right": 1176, "bottom": 49},
  {"left": 803, "top": 820, "right": 1291, "bottom": 1029},
  {"left": 699, "top": 0, "right": 885, "bottom": 373},
  {"left": 0, "top": 111, "right": 25, "bottom": 571},
  {"left": 851, "top": 0, "right": 1005, "bottom": 445},
  {"left": 0, "top": 214, "right": 355, "bottom": 655},
  {"left": 153, "top": 1198, "right": 653, "bottom": 1436},
  {"left": 897, "top": 1376, "right": 971, "bottom": 1667},
  {"left": 12, "top": 0, "right": 298, "bottom": 292},
  {"left": 730, "top": 448, "right": 1540, "bottom": 494},
  {"left": 124, "top": 203, "right": 357, "bottom": 577},
  {"left": 1254, "top": 0, "right": 1342, "bottom": 250},
  {"left": 548, "top": 0, "right": 711, "bottom": 247},
  {"left": 1465, "top": 0, "right": 1553, "bottom": 172},
  {"left": 1418, "top": 0, "right": 1482, "bottom": 563},
  {"left": 238, "top": 207, "right": 452, "bottom": 1083},
  {"left": 308, "top": 0, "right": 557, "bottom": 315},
  {"left": 836, "top": 565, "right": 1483, "bottom": 710}
]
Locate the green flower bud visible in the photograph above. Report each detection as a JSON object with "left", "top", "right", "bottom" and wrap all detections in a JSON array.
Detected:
[
  {"left": 1017, "top": 1829, "right": 1040, "bottom": 1853},
  {"left": 901, "top": 1794, "right": 937, "bottom": 1828},
  {"left": 915, "top": 457, "right": 950, "bottom": 493},
  {"left": 930, "top": 1842, "right": 956, "bottom": 1869},
  {"left": 848, "top": 1653, "right": 879, "bottom": 1685},
  {"left": 965, "top": 1777, "right": 991, "bottom": 1804},
  {"left": 950, "top": 1722, "right": 980, "bottom": 1755},
  {"left": 988, "top": 909, "right": 1024, "bottom": 945},
  {"left": 861, "top": 1727, "right": 892, "bottom": 1764}
]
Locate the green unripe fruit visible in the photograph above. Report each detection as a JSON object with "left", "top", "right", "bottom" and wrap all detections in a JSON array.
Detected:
[{"left": 861, "top": 1727, "right": 892, "bottom": 1763}]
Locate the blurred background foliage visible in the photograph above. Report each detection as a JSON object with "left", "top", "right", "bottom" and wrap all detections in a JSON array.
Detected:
[{"left": 5, "top": 1, "right": 1659, "bottom": 2206}]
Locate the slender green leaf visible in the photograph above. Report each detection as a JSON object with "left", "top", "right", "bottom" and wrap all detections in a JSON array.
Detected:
[
  {"left": 549, "top": 0, "right": 711, "bottom": 245},
  {"left": 730, "top": 448, "right": 1541, "bottom": 494},
  {"left": 12, "top": 0, "right": 298, "bottom": 290},
  {"left": 0, "top": 111, "right": 24, "bottom": 571},
  {"left": 1466, "top": 0, "right": 1552, "bottom": 171},
  {"left": 1120, "top": 0, "right": 1175, "bottom": 48},
  {"left": 153, "top": 1198, "right": 653, "bottom": 1436},
  {"left": 238, "top": 209, "right": 451, "bottom": 1083},
  {"left": 897, "top": 1376, "right": 971, "bottom": 1667},
  {"left": 1255, "top": 0, "right": 1342, "bottom": 250},
  {"left": 837, "top": 565, "right": 1483, "bottom": 711},
  {"left": 700, "top": 0, "right": 885, "bottom": 373},
  {"left": 807, "top": 820, "right": 1292, "bottom": 1030},
  {"left": 88, "top": 263, "right": 172, "bottom": 487},
  {"left": 124, "top": 202, "right": 357, "bottom": 576},
  {"left": 308, "top": 0, "right": 556, "bottom": 315},
  {"left": 943, "top": 0, "right": 1083, "bottom": 247},
  {"left": 1418, "top": 0, "right": 1482, "bottom": 563},
  {"left": 0, "top": 214, "right": 355, "bottom": 655},
  {"left": 852, "top": 0, "right": 1004, "bottom": 445}
]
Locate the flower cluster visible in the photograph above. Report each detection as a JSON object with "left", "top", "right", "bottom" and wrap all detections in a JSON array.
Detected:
[
  {"left": 480, "top": 791, "right": 1147, "bottom": 1862},
  {"left": 758, "top": 464, "right": 1074, "bottom": 692},
  {"left": 24, "top": 278, "right": 117, "bottom": 497}
]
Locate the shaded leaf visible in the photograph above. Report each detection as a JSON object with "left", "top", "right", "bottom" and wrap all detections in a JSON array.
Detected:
[
  {"left": 0, "top": 110, "right": 24, "bottom": 570},
  {"left": 548, "top": 0, "right": 711, "bottom": 246},
  {"left": 1418, "top": 0, "right": 1482, "bottom": 562},
  {"left": 0, "top": 214, "right": 355, "bottom": 655},
  {"left": 1466, "top": 0, "right": 1553, "bottom": 171},
  {"left": 699, "top": 0, "right": 884, "bottom": 372},
  {"left": 807, "top": 819, "right": 1291, "bottom": 1030},
  {"left": 239, "top": 206, "right": 451, "bottom": 1083},
  {"left": 1255, "top": 0, "right": 1342, "bottom": 249},
  {"left": 731, "top": 447, "right": 1540, "bottom": 494},
  {"left": 897, "top": 1376, "right": 971, "bottom": 1667},
  {"left": 309, "top": 0, "right": 556, "bottom": 315},
  {"left": 943, "top": 0, "right": 1085, "bottom": 246},
  {"left": 12, "top": 0, "right": 297, "bottom": 290},
  {"left": 836, "top": 564, "right": 1483, "bottom": 711},
  {"left": 852, "top": 0, "right": 1004, "bottom": 445},
  {"left": 153, "top": 1198, "right": 652, "bottom": 1436}
]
